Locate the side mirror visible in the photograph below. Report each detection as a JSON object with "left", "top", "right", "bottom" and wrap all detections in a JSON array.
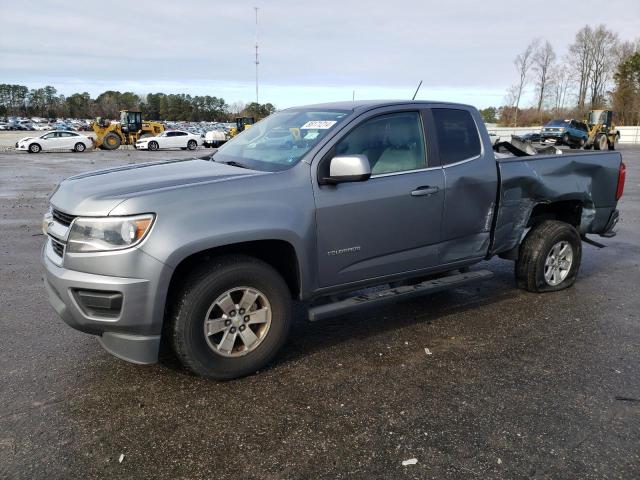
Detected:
[{"left": 323, "top": 155, "right": 371, "bottom": 184}]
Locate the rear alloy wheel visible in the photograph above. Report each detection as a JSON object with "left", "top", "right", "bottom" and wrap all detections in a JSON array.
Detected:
[
  {"left": 28, "top": 143, "right": 41, "bottom": 153},
  {"left": 74, "top": 142, "right": 86, "bottom": 152},
  {"left": 148, "top": 141, "right": 159, "bottom": 151},
  {"left": 187, "top": 140, "right": 197, "bottom": 150},
  {"left": 169, "top": 255, "right": 292, "bottom": 380},
  {"left": 515, "top": 220, "right": 582, "bottom": 293}
]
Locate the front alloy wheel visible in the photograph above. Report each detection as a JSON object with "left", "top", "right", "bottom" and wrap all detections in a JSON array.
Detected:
[
  {"left": 204, "top": 287, "right": 272, "bottom": 357},
  {"left": 169, "top": 255, "right": 292, "bottom": 380}
]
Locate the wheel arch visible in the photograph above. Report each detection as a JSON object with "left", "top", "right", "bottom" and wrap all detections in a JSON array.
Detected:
[
  {"left": 165, "top": 239, "right": 302, "bottom": 308},
  {"left": 526, "top": 199, "right": 587, "bottom": 230}
]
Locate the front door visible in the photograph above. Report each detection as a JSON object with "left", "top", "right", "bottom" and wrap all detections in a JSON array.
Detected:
[{"left": 313, "top": 110, "right": 444, "bottom": 287}]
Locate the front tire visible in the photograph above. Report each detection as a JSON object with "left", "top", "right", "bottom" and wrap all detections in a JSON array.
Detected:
[
  {"left": 515, "top": 220, "right": 582, "bottom": 293},
  {"left": 74, "top": 142, "right": 86, "bottom": 152},
  {"left": 28, "top": 143, "right": 41, "bottom": 153},
  {"left": 148, "top": 141, "right": 159, "bottom": 151},
  {"left": 101, "top": 132, "right": 121, "bottom": 150},
  {"left": 187, "top": 140, "right": 197, "bottom": 150},
  {"left": 561, "top": 133, "right": 570, "bottom": 145},
  {"left": 169, "top": 255, "right": 292, "bottom": 380}
]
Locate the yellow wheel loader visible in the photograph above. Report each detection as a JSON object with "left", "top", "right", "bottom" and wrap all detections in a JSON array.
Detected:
[
  {"left": 92, "top": 110, "right": 165, "bottom": 150},
  {"left": 584, "top": 110, "right": 620, "bottom": 151},
  {"left": 228, "top": 116, "right": 255, "bottom": 137}
]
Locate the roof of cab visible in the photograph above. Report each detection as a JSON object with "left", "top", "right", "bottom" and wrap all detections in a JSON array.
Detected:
[{"left": 286, "top": 99, "right": 475, "bottom": 112}]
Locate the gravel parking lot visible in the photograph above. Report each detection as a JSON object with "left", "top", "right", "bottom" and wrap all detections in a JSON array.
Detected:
[{"left": 1, "top": 145, "right": 639, "bottom": 479}]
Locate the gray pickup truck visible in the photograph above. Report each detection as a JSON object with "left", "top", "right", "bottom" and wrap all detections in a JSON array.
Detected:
[{"left": 42, "top": 100, "right": 625, "bottom": 379}]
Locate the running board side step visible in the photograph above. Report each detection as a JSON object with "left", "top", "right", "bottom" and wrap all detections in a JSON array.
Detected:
[{"left": 308, "top": 269, "right": 493, "bottom": 322}]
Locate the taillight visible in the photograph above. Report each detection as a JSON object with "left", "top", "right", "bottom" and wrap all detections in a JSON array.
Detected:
[{"left": 615, "top": 162, "right": 626, "bottom": 201}]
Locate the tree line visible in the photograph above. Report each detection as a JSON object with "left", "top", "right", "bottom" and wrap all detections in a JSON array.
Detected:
[
  {"left": 0, "top": 85, "right": 276, "bottom": 122},
  {"left": 496, "top": 24, "right": 640, "bottom": 127}
]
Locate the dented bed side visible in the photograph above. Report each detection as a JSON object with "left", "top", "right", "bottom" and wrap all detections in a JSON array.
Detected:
[{"left": 490, "top": 151, "right": 622, "bottom": 256}]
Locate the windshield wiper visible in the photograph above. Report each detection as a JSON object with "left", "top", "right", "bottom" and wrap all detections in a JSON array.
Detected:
[{"left": 216, "top": 159, "right": 251, "bottom": 169}]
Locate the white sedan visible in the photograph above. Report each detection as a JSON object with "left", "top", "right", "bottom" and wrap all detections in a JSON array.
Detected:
[
  {"left": 135, "top": 130, "right": 203, "bottom": 151},
  {"left": 16, "top": 130, "right": 93, "bottom": 153}
]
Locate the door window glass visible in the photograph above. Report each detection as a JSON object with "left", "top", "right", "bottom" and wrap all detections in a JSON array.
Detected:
[
  {"left": 432, "top": 109, "right": 481, "bottom": 165},
  {"left": 335, "top": 112, "right": 426, "bottom": 175}
]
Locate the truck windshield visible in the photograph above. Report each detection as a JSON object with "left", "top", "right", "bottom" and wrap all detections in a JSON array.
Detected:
[
  {"left": 546, "top": 119, "right": 569, "bottom": 127},
  {"left": 212, "top": 109, "right": 350, "bottom": 171}
]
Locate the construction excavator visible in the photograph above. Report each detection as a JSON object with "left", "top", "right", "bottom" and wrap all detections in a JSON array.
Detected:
[
  {"left": 92, "top": 110, "right": 165, "bottom": 150},
  {"left": 584, "top": 110, "right": 620, "bottom": 151}
]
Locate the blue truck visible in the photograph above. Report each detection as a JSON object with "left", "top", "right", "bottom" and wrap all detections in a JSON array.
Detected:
[
  {"left": 541, "top": 119, "right": 589, "bottom": 147},
  {"left": 42, "top": 100, "right": 625, "bottom": 379}
]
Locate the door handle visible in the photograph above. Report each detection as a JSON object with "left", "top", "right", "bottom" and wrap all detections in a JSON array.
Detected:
[{"left": 411, "top": 186, "right": 439, "bottom": 196}]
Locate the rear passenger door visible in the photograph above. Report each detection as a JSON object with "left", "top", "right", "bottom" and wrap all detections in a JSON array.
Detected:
[{"left": 429, "top": 108, "right": 498, "bottom": 264}]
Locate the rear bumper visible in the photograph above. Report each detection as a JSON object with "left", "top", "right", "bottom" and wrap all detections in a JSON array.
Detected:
[
  {"left": 41, "top": 245, "right": 164, "bottom": 364},
  {"left": 600, "top": 209, "right": 620, "bottom": 238}
]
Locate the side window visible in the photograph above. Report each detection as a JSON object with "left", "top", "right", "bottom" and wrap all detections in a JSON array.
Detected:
[
  {"left": 334, "top": 112, "right": 426, "bottom": 175},
  {"left": 175, "top": 131, "right": 188, "bottom": 136},
  {"left": 42, "top": 133, "right": 55, "bottom": 139},
  {"left": 432, "top": 108, "right": 481, "bottom": 165}
]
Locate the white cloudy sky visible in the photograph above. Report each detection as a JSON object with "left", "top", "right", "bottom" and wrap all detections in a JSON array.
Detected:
[{"left": 1, "top": 0, "right": 638, "bottom": 109}]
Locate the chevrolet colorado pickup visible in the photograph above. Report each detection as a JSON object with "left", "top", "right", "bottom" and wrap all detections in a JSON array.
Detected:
[{"left": 42, "top": 101, "right": 625, "bottom": 379}]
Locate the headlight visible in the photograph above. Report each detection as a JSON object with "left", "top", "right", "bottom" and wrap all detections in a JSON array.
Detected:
[{"left": 66, "top": 214, "right": 155, "bottom": 253}]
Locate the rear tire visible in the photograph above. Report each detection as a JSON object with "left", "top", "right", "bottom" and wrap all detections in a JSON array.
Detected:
[
  {"left": 169, "top": 255, "right": 292, "bottom": 380},
  {"left": 74, "top": 142, "right": 86, "bottom": 152},
  {"left": 515, "top": 220, "right": 582, "bottom": 293},
  {"left": 101, "top": 133, "right": 121, "bottom": 150}
]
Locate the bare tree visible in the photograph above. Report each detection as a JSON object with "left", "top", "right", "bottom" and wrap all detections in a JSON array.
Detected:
[
  {"left": 587, "top": 25, "right": 619, "bottom": 109},
  {"left": 533, "top": 41, "right": 556, "bottom": 113},
  {"left": 569, "top": 26, "right": 594, "bottom": 112},
  {"left": 229, "top": 101, "right": 246, "bottom": 115},
  {"left": 512, "top": 40, "right": 538, "bottom": 126},
  {"left": 549, "top": 65, "right": 569, "bottom": 114}
]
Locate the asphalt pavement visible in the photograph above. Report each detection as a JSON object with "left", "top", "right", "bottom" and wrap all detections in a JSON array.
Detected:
[{"left": 1, "top": 146, "right": 638, "bottom": 479}]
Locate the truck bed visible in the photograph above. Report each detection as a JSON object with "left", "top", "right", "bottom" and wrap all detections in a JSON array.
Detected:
[{"left": 490, "top": 150, "right": 623, "bottom": 256}]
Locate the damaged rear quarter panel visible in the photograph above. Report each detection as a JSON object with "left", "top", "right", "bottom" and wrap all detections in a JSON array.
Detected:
[{"left": 491, "top": 151, "right": 622, "bottom": 255}]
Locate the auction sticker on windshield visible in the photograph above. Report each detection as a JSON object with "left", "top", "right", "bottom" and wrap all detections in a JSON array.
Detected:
[{"left": 301, "top": 120, "right": 337, "bottom": 129}]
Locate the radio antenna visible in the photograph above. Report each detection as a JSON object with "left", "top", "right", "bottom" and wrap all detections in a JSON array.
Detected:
[
  {"left": 412, "top": 80, "right": 423, "bottom": 100},
  {"left": 254, "top": 6, "right": 259, "bottom": 104}
]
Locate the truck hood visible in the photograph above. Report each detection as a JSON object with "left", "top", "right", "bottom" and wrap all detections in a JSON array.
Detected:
[{"left": 50, "top": 158, "right": 264, "bottom": 215}]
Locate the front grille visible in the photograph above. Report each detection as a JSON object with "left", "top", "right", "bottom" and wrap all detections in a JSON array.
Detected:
[
  {"left": 52, "top": 208, "right": 76, "bottom": 227},
  {"left": 51, "top": 238, "right": 65, "bottom": 257}
]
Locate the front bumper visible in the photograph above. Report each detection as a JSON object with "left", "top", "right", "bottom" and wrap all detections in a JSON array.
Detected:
[
  {"left": 135, "top": 143, "right": 149, "bottom": 150},
  {"left": 41, "top": 243, "right": 166, "bottom": 364},
  {"left": 541, "top": 131, "right": 563, "bottom": 140}
]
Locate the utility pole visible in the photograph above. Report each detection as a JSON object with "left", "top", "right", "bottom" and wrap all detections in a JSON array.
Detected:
[{"left": 254, "top": 6, "right": 259, "bottom": 105}]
